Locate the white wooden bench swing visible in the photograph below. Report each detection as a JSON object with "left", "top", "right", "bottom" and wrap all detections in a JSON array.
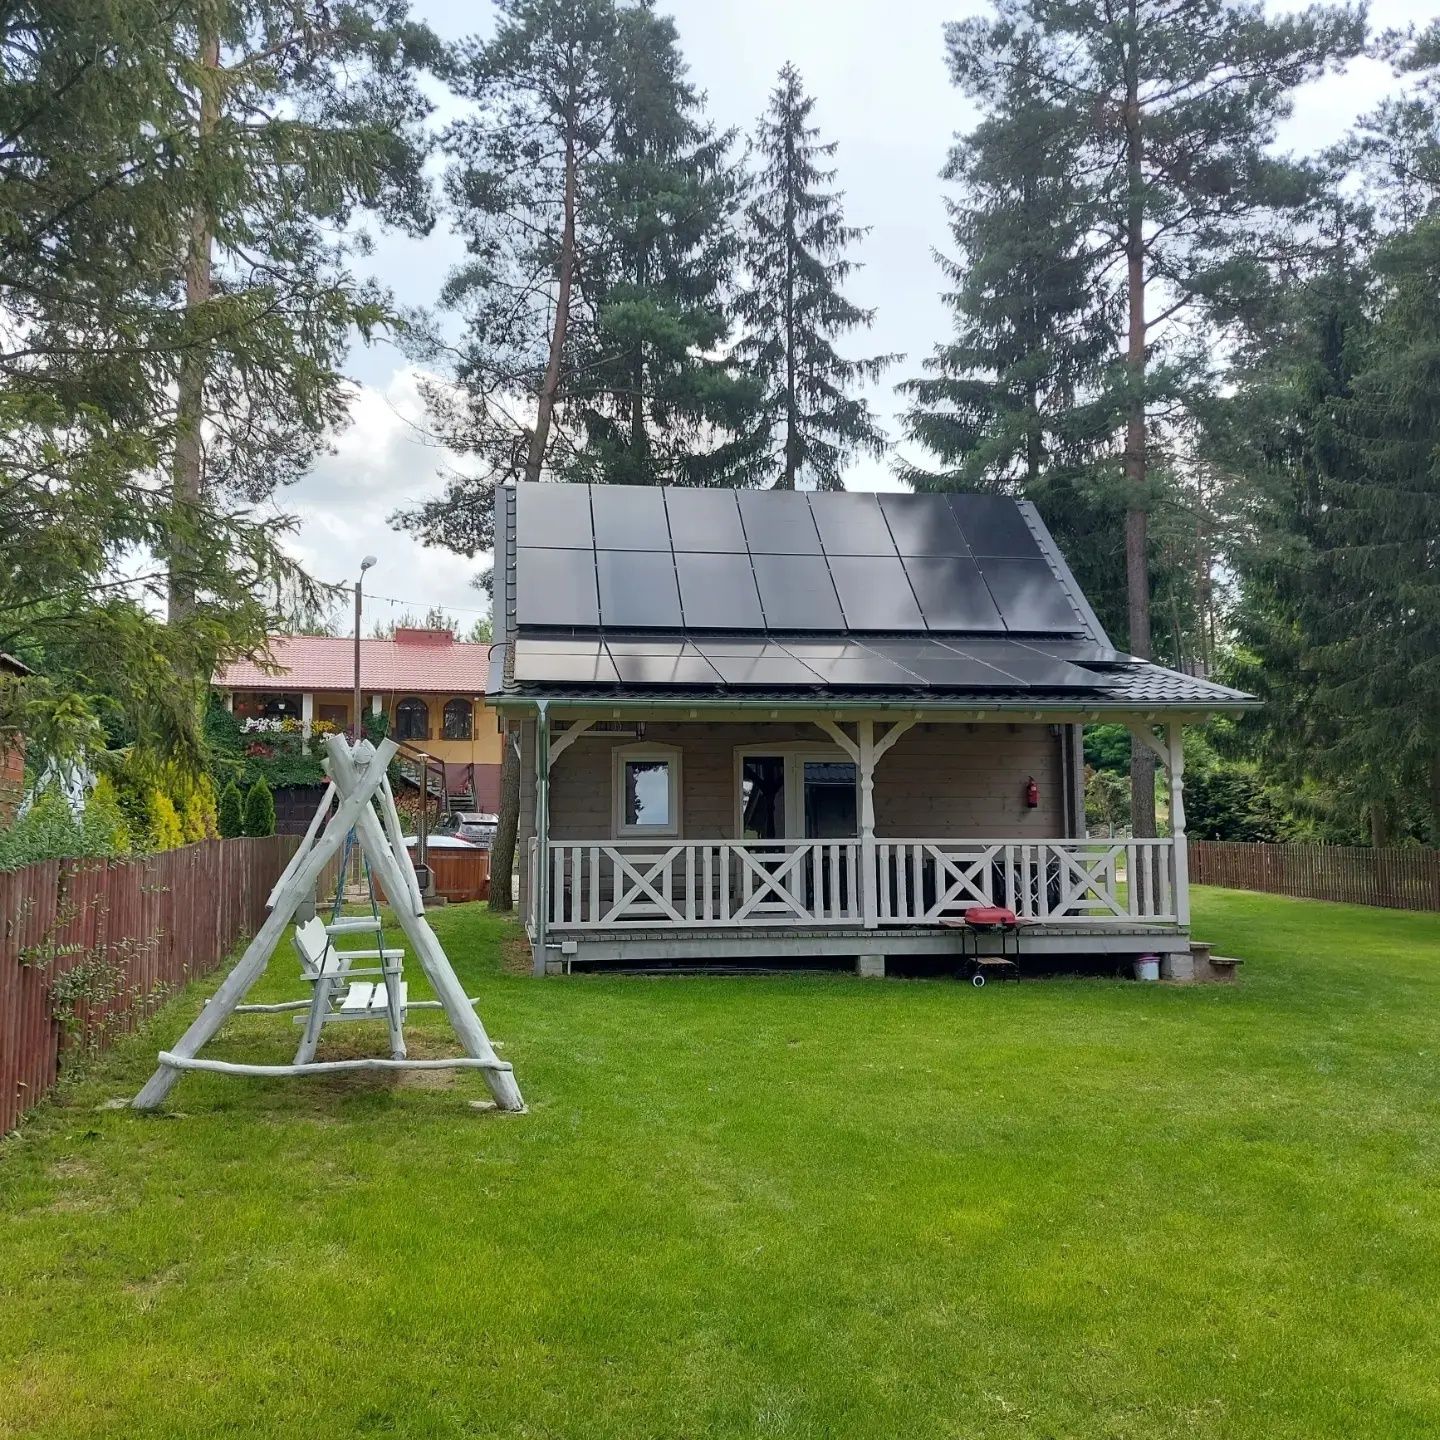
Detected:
[{"left": 131, "top": 736, "right": 525, "bottom": 1113}]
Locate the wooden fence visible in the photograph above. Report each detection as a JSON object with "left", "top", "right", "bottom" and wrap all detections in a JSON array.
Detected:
[
  {"left": 1190, "top": 840, "right": 1440, "bottom": 911},
  {"left": 0, "top": 835, "right": 308, "bottom": 1135}
]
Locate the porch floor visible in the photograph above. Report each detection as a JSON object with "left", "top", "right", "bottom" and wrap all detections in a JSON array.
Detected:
[{"left": 537, "top": 922, "right": 1190, "bottom": 969}]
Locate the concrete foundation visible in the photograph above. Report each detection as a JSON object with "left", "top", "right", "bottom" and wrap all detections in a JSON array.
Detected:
[{"left": 856, "top": 953, "right": 886, "bottom": 978}]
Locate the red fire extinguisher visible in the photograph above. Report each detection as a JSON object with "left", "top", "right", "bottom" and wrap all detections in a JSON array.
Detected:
[{"left": 1025, "top": 776, "right": 1039, "bottom": 808}]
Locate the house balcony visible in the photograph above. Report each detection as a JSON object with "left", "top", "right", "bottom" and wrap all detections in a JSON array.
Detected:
[{"left": 528, "top": 835, "right": 1182, "bottom": 939}]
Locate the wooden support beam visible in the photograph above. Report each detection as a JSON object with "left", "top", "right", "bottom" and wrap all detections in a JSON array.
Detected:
[{"left": 1168, "top": 721, "right": 1190, "bottom": 928}]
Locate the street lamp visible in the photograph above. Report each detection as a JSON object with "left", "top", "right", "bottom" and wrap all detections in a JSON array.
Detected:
[{"left": 353, "top": 555, "right": 377, "bottom": 743}]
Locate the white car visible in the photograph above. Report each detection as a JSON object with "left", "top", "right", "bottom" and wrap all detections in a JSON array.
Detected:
[{"left": 453, "top": 811, "right": 499, "bottom": 848}]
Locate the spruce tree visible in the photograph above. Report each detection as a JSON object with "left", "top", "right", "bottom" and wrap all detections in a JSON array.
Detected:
[
  {"left": 217, "top": 781, "right": 245, "bottom": 839},
  {"left": 897, "top": 43, "right": 1124, "bottom": 628},
  {"left": 576, "top": 1, "right": 753, "bottom": 486},
  {"left": 731, "top": 64, "right": 894, "bottom": 491},
  {"left": 242, "top": 778, "right": 276, "bottom": 837},
  {"left": 939, "top": 0, "right": 1365, "bottom": 834}
]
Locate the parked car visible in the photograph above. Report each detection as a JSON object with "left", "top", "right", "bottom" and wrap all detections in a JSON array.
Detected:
[{"left": 454, "top": 811, "right": 499, "bottom": 848}]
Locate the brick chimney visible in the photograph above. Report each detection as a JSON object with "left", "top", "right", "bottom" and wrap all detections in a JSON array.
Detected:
[{"left": 394, "top": 627, "right": 454, "bottom": 645}]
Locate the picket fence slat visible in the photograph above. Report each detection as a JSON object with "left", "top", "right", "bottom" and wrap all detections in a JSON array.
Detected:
[
  {"left": 1190, "top": 840, "right": 1440, "bottom": 912},
  {"left": 0, "top": 835, "right": 323, "bottom": 1134}
]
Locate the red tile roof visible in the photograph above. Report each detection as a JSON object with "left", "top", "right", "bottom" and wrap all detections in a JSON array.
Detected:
[{"left": 215, "top": 631, "right": 490, "bottom": 694}]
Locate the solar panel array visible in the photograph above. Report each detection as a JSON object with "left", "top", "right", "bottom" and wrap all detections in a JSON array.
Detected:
[
  {"left": 510, "top": 634, "right": 1119, "bottom": 691},
  {"left": 507, "top": 485, "right": 1117, "bottom": 693},
  {"left": 514, "top": 485, "right": 1088, "bottom": 636}
]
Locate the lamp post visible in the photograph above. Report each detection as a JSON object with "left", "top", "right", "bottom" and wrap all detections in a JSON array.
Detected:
[
  {"left": 353, "top": 555, "right": 377, "bottom": 743},
  {"left": 350, "top": 556, "right": 377, "bottom": 893}
]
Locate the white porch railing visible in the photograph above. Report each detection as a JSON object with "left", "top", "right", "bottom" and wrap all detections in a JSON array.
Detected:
[
  {"left": 539, "top": 839, "right": 862, "bottom": 930},
  {"left": 874, "top": 838, "right": 1177, "bottom": 926},
  {"left": 530, "top": 837, "right": 1178, "bottom": 931}
]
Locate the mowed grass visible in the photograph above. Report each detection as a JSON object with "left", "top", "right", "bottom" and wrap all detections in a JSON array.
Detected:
[{"left": 2, "top": 889, "right": 1439, "bottom": 1439}]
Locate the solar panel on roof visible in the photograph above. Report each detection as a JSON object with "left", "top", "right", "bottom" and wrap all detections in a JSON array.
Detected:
[
  {"left": 938, "top": 639, "right": 1113, "bottom": 688},
  {"left": 674, "top": 551, "right": 764, "bottom": 629},
  {"left": 605, "top": 645, "right": 722, "bottom": 686},
  {"left": 808, "top": 493, "right": 898, "bottom": 556},
  {"left": 827, "top": 554, "right": 926, "bottom": 630},
  {"left": 511, "top": 640, "right": 619, "bottom": 684},
  {"left": 977, "top": 559, "right": 1083, "bottom": 632},
  {"left": 1017, "top": 638, "right": 1130, "bottom": 665},
  {"left": 662, "top": 488, "right": 747, "bottom": 552},
  {"left": 700, "top": 652, "right": 828, "bottom": 687},
  {"left": 595, "top": 550, "right": 682, "bottom": 628},
  {"left": 751, "top": 553, "right": 845, "bottom": 629},
  {"left": 792, "top": 650, "right": 927, "bottom": 687},
  {"left": 590, "top": 485, "right": 672, "bottom": 551},
  {"left": 948, "top": 494, "right": 1044, "bottom": 558},
  {"left": 877, "top": 493, "right": 970, "bottom": 555},
  {"left": 514, "top": 484, "right": 593, "bottom": 549},
  {"left": 858, "top": 639, "right": 1018, "bottom": 687},
  {"left": 899, "top": 555, "right": 1005, "bottom": 631},
  {"left": 738, "top": 491, "right": 821, "bottom": 553},
  {"left": 515, "top": 547, "right": 599, "bottom": 627}
]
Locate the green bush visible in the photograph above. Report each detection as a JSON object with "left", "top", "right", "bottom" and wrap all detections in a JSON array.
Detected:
[
  {"left": 243, "top": 778, "right": 276, "bottom": 837},
  {"left": 217, "top": 781, "right": 244, "bottom": 838},
  {"left": 145, "top": 788, "right": 185, "bottom": 851},
  {"left": 0, "top": 787, "right": 130, "bottom": 871},
  {"left": 84, "top": 775, "right": 132, "bottom": 854}
]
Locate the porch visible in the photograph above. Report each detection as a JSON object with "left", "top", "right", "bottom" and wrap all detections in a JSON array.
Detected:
[{"left": 517, "top": 710, "right": 1194, "bottom": 974}]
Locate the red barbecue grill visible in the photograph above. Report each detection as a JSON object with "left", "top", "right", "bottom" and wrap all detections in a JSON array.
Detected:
[{"left": 940, "top": 905, "right": 1029, "bottom": 986}]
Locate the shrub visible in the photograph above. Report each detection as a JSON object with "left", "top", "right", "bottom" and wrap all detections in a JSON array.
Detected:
[
  {"left": 179, "top": 774, "right": 218, "bottom": 843},
  {"left": 84, "top": 775, "right": 132, "bottom": 854},
  {"left": 145, "top": 789, "right": 185, "bottom": 851},
  {"left": 243, "top": 778, "right": 276, "bottom": 837},
  {"left": 217, "top": 781, "right": 244, "bottom": 838}
]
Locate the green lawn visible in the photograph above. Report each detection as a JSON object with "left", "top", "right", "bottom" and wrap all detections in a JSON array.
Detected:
[{"left": 2, "top": 889, "right": 1438, "bottom": 1439}]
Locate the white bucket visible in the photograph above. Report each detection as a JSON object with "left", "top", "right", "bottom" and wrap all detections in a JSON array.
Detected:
[{"left": 1133, "top": 955, "right": 1160, "bottom": 982}]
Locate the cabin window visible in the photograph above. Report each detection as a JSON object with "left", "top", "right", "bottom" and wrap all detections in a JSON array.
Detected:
[
  {"left": 442, "top": 698, "right": 473, "bottom": 740},
  {"left": 394, "top": 696, "right": 429, "bottom": 742},
  {"left": 613, "top": 746, "right": 681, "bottom": 837}
]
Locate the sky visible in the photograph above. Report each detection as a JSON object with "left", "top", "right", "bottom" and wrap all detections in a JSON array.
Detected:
[{"left": 277, "top": 0, "right": 1424, "bottom": 633}]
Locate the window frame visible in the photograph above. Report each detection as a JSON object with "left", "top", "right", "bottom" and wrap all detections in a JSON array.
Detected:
[
  {"left": 612, "top": 743, "right": 683, "bottom": 839},
  {"left": 733, "top": 743, "right": 858, "bottom": 840},
  {"left": 441, "top": 697, "right": 474, "bottom": 741},
  {"left": 394, "top": 695, "right": 430, "bottom": 743}
]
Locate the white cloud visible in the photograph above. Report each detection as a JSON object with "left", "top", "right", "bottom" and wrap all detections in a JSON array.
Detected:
[{"left": 273, "top": 365, "right": 493, "bottom": 629}]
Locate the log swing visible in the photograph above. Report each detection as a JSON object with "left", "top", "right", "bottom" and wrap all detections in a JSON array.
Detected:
[{"left": 131, "top": 735, "right": 525, "bottom": 1112}]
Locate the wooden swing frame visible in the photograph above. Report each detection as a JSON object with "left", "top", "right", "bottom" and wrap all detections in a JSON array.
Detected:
[{"left": 131, "top": 736, "right": 525, "bottom": 1112}]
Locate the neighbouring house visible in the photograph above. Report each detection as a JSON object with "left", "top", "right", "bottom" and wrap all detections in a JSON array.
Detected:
[
  {"left": 488, "top": 484, "right": 1258, "bottom": 977},
  {"left": 214, "top": 628, "right": 501, "bottom": 825},
  {"left": 0, "top": 652, "right": 30, "bottom": 822}
]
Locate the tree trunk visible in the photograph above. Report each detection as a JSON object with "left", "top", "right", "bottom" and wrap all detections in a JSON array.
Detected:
[
  {"left": 494, "top": 117, "right": 578, "bottom": 913},
  {"left": 167, "top": 11, "right": 220, "bottom": 625},
  {"left": 1122, "top": 6, "right": 1156, "bottom": 839}
]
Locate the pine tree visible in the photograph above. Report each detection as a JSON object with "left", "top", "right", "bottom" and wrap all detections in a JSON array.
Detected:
[
  {"left": 731, "top": 64, "right": 893, "bottom": 490},
  {"left": 396, "top": 0, "right": 616, "bottom": 564},
  {"left": 242, "top": 778, "right": 276, "bottom": 837},
  {"left": 576, "top": 0, "right": 752, "bottom": 486},
  {"left": 897, "top": 42, "right": 1124, "bottom": 627},
  {"left": 164, "top": 0, "right": 441, "bottom": 621},
  {"left": 217, "top": 781, "right": 245, "bottom": 839},
  {"left": 940, "top": 0, "right": 1366, "bottom": 835}
]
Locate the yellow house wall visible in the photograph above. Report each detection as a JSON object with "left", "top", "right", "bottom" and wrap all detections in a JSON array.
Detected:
[{"left": 232, "top": 687, "right": 502, "bottom": 765}]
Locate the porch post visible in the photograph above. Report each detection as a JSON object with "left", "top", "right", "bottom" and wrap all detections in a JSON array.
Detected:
[
  {"left": 533, "top": 701, "right": 551, "bottom": 975},
  {"left": 301, "top": 690, "right": 315, "bottom": 738},
  {"left": 1167, "top": 721, "right": 1190, "bottom": 927},
  {"left": 857, "top": 719, "right": 878, "bottom": 930}
]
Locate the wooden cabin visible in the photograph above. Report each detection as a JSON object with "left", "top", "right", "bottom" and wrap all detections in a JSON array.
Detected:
[{"left": 487, "top": 485, "right": 1257, "bottom": 977}]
